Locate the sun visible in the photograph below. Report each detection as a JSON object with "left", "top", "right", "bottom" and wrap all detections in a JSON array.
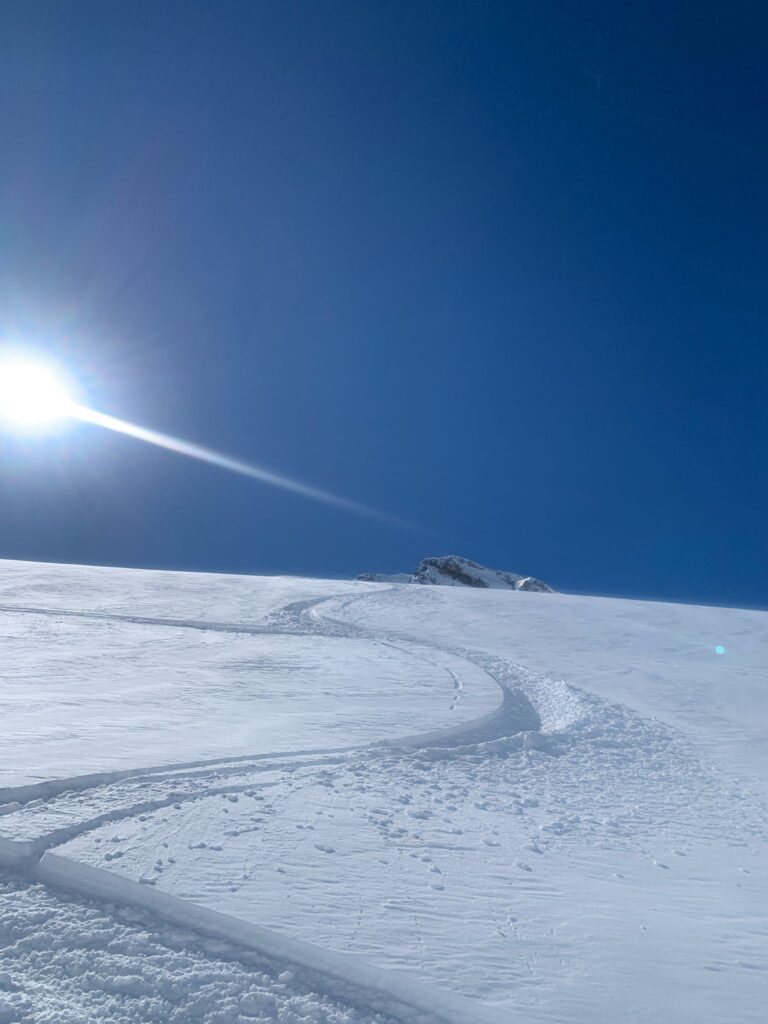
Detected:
[{"left": 0, "top": 360, "right": 76, "bottom": 424}]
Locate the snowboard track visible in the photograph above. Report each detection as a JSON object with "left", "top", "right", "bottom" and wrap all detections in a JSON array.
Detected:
[{"left": 0, "top": 585, "right": 586, "bottom": 1024}]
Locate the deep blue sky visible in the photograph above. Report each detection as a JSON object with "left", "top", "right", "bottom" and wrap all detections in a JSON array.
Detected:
[{"left": 1, "top": 1, "right": 766, "bottom": 606}]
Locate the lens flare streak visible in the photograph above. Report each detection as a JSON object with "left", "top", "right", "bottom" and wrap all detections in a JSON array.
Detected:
[
  {"left": 71, "top": 405, "right": 379, "bottom": 519},
  {"left": 0, "top": 358, "right": 391, "bottom": 522}
]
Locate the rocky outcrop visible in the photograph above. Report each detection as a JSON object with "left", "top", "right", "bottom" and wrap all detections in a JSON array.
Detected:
[
  {"left": 355, "top": 572, "right": 414, "bottom": 584},
  {"left": 357, "top": 556, "right": 553, "bottom": 592},
  {"left": 412, "top": 556, "right": 553, "bottom": 591}
]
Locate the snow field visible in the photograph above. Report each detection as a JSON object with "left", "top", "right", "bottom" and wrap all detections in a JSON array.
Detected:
[
  {"left": 0, "top": 562, "right": 498, "bottom": 788},
  {"left": 326, "top": 584, "right": 768, "bottom": 792},
  {"left": 54, "top": 662, "right": 768, "bottom": 1020},
  {"left": 0, "top": 560, "right": 766, "bottom": 1022},
  {"left": 0, "top": 870, "right": 399, "bottom": 1024}
]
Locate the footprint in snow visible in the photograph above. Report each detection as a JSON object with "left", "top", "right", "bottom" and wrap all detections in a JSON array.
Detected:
[{"left": 314, "top": 843, "right": 335, "bottom": 854}]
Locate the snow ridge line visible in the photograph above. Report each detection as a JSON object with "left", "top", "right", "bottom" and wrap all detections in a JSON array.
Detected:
[
  {"left": 0, "top": 747, "right": 363, "bottom": 809},
  {"left": 34, "top": 852, "right": 513, "bottom": 1024}
]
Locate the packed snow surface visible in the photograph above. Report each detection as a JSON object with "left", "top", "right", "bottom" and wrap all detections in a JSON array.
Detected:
[
  {"left": 0, "top": 558, "right": 766, "bottom": 1024},
  {"left": 0, "top": 562, "right": 497, "bottom": 788}
]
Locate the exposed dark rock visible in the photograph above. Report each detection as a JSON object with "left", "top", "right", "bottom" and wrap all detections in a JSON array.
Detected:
[{"left": 356, "top": 556, "right": 553, "bottom": 592}]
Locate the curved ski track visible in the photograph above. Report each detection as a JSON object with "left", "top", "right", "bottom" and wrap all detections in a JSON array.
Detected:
[{"left": 0, "top": 585, "right": 551, "bottom": 1023}]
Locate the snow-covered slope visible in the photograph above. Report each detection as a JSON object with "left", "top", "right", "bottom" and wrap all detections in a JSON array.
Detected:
[
  {"left": 0, "top": 560, "right": 498, "bottom": 788},
  {"left": 0, "top": 559, "right": 765, "bottom": 1024}
]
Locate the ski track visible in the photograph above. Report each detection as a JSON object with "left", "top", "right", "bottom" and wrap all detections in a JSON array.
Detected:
[
  {"left": 0, "top": 585, "right": 540, "bottom": 1023},
  {"left": 0, "top": 585, "right": 765, "bottom": 1021},
  {"left": 0, "top": 591, "right": 558, "bottom": 884}
]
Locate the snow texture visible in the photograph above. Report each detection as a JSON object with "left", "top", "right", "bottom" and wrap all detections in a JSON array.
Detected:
[
  {"left": 0, "top": 558, "right": 766, "bottom": 1024},
  {"left": 0, "top": 869, "right": 399, "bottom": 1024}
]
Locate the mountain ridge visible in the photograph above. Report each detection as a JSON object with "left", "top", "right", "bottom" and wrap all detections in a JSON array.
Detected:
[{"left": 357, "top": 555, "right": 554, "bottom": 592}]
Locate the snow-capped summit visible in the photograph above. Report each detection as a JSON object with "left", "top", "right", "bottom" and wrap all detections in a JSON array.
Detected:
[
  {"left": 357, "top": 556, "right": 553, "bottom": 592},
  {"left": 413, "top": 556, "right": 554, "bottom": 591}
]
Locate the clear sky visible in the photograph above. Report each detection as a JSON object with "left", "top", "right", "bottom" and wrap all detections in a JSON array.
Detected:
[{"left": 0, "top": 1, "right": 766, "bottom": 606}]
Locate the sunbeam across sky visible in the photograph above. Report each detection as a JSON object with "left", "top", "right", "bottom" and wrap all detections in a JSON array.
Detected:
[
  {"left": 0, "top": 356, "right": 389, "bottom": 523},
  {"left": 2, "top": 0, "right": 766, "bottom": 601}
]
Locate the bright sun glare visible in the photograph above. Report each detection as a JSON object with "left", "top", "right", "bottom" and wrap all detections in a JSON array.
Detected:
[
  {"left": 0, "top": 353, "right": 385, "bottom": 520},
  {"left": 0, "top": 360, "right": 75, "bottom": 424}
]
